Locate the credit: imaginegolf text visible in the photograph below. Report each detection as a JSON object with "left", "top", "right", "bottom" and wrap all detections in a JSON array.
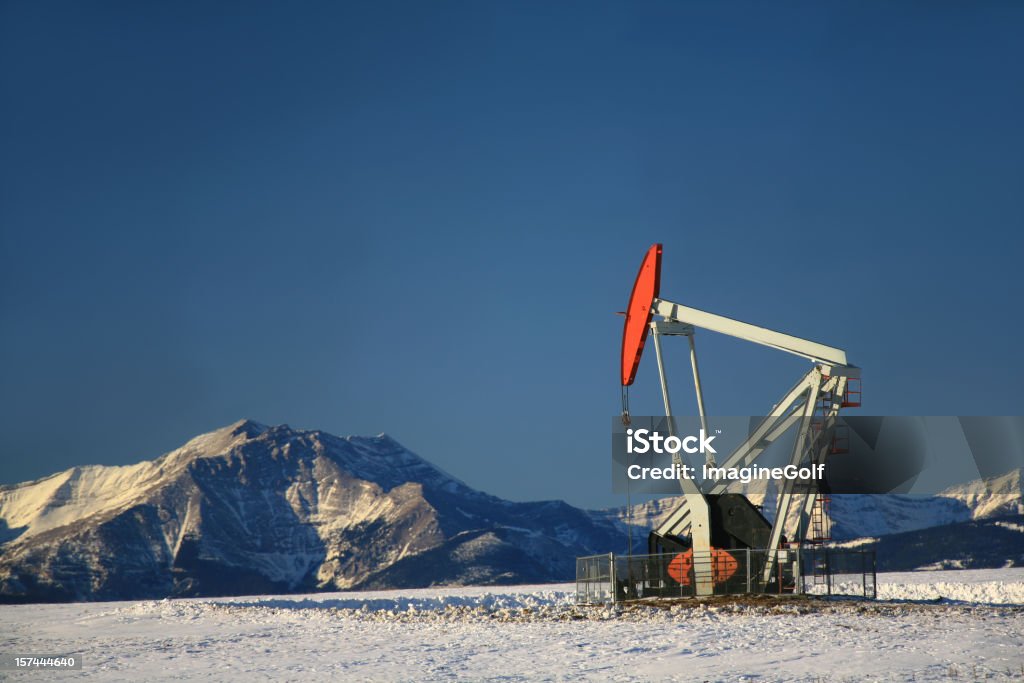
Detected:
[{"left": 624, "top": 427, "right": 825, "bottom": 485}]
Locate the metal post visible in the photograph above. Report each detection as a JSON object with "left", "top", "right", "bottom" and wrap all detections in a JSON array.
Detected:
[
  {"left": 625, "top": 470, "right": 634, "bottom": 558},
  {"left": 745, "top": 547, "right": 751, "bottom": 593},
  {"left": 872, "top": 552, "right": 877, "bottom": 599},
  {"left": 790, "top": 544, "right": 798, "bottom": 593},
  {"left": 608, "top": 552, "right": 616, "bottom": 604},
  {"left": 687, "top": 332, "right": 714, "bottom": 465},
  {"left": 825, "top": 549, "right": 832, "bottom": 596},
  {"left": 799, "top": 505, "right": 806, "bottom": 549},
  {"left": 650, "top": 324, "right": 677, "bottom": 437}
]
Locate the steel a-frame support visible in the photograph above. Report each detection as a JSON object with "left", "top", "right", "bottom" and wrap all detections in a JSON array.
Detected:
[
  {"left": 649, "top": 321, "right": 715, "bottom": 597},
  {"left": 761, "top": 373, "right": 849, "bottom": 585}
]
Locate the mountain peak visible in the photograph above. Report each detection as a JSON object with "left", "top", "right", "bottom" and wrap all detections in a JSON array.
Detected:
[
  {"left": 227, "top": 419, "right": 270, "bottom": 438},
  {"left": 158, "top": 419, "right": 271, "bottom": 468}
]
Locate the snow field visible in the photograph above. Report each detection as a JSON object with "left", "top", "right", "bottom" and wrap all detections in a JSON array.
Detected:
[{"left": 1, "top": 569, "right": 1022, "bottom": 681}]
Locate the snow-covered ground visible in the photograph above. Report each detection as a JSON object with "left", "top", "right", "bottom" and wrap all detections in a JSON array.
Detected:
[{"left": 2, "top": 569, "right": 1023, "bottom": 681}]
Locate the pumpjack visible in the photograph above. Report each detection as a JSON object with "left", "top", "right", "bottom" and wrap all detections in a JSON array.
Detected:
[{"left": 620, "top": 244, "right": 860, "bottom": 596}]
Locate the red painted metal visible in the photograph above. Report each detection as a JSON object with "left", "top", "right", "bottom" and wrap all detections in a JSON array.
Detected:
[
  {"left": 620, "top": 243, "right": 662, "bottom": 386},
  {"left": 842, "top": 377, "right": 862, "bottom": 407},
  {"left": 667, "top": 548, "right": 739, "bottom": 586}
]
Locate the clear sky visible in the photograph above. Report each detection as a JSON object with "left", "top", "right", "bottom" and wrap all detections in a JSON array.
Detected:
[{"left": 2, "top": 1, "right": 1022, "bottom": 509}]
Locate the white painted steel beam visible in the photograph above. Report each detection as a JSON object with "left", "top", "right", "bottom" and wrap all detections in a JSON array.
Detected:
[{"left": 652, "top": 298, "right": 850, "bottom": 367}]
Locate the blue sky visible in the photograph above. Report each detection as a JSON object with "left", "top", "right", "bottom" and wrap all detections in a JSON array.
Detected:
[{"left": 2, "top": 1, "right": 1022, "bottom": 508}]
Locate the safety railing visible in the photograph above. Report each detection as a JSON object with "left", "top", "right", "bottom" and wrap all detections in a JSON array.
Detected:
[
  {"left": 799, "top": 547, "right": 877, "bottom": 598},
  {"left": 576, "top": 547, "right": 875, "bottom": 604}
]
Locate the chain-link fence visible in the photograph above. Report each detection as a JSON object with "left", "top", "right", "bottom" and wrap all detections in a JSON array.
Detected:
[
  {"left": 577, "top": 547, "right": 875, "bottom": 604},
  {"left": 799, "top": 547, "right": 877, "bottom": 598}
]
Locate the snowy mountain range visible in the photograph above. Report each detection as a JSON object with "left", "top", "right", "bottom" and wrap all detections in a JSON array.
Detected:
[
  {"left": 1, "top": 420, "right": 1021, "bottom": 602},
  {"left": 0, "top": 421, "right": 623, "bottom": 602}
]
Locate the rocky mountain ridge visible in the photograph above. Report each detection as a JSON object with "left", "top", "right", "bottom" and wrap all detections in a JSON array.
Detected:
[
  {"left": 0, "top": 421, "right": 622, "bottom": 602},
  {"left": 2, "top": 420, "right": 1021, "bottom": 602}
]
